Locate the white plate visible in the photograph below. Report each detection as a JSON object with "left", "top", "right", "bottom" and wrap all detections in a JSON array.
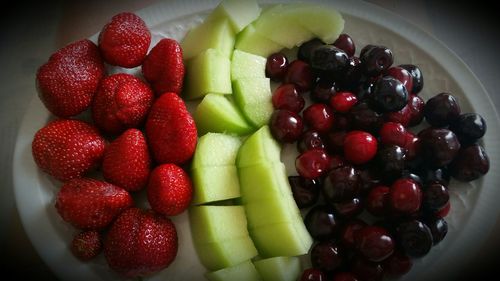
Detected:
[{"left": 13, "top": 0, "right": 500, "bottom": 281}]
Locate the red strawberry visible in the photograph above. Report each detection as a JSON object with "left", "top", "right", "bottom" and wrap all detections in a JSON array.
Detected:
[
  {"left": 147, "top": 164, "right": 192, "bottom": 216},
  {"left": 103, "top": 128, "right": 151, "bottom": 192},
  {"left": 104, "top": 207, "right": 178, "bottom": 277},
  {"left": 98, "top": 12, "right": 151, "bottom": 68},
  {"left": 92, "top": 73, "right": 154, "bottom": 135},
  {"left": 55, "top": 178, "right": 133, "bottom": 230},
  {"left": 145, "top": 93, "right": 197, "bottom": 164},
  {"left": 71, "top": 230, "right": 102, "bottom": 261},
  {"left": 36, "top": 39, "right": 105, "bottom": 118},
  {"left": 32, "top": 119, "right": 106, "bottom": 181},
  {"left": 142, "top": 38, "right": 185, "bottom": 96}
]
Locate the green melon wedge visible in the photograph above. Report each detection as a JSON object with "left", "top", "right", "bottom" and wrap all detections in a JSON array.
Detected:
[
  {"left": 191, "top": 166, "right": 241, "bottom": 205},
  {"left": 281, "top": 3, "right": 345, "bottom": 43},
  {"left": 181, "top": 16, "right": 235, "bottom": 60},
  {"left": 237, "top": 162, "right": 291, "bottom": 204},
  {"left": 192, "top": 133, "right": 242, "bottom": 168},
  {"left": 232, "top": 77, "right": 273, "bottom": 127},
  {"left": 236, "top": 126, "right": 281, "bottom": 168},
  {"left": 231, "top": 49, "right": 267, "bottom": 81},
  {"left": 194, "top": 93, "right": 254, "bottom": 136},
  {"left": 214, "top": 0, "right": 261, "bottom": 33},
  {"left": 253, "top": 256, "right": 301, "bottom": 281},
  {"left": 184, "top": 49, "right": 232, "bottom": 100},
  {"left": 244, "top": 193, "right": 302, "bottom": 229},
  {"left": 234, "top": 3, "right": 345, "bottom": 56},
  {"left": 205, "top": 260, "right": 263, "bottom": 281},
  {"left": 249, "top": 217, "right": 312, "bottom": 258},
  {"left": 235, "top": 24, "right": 285, "bottom": 57},
  {"left": 194, "top": 236, "right": 258, "bottom": 271},
  {"left": 189, "top": 205, "right": 250, "bottom": 244},
  {"left": 252, "top": 4, "right": 314, "bottom": 49}
]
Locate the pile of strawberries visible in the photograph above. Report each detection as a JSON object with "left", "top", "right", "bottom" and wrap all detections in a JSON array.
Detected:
[{"left": 32, "top": 12, "right": 197, "bottom": 277}]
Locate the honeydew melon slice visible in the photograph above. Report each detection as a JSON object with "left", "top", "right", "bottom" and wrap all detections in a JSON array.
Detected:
[
  {"left": 234, "top": 3, "right": 345, "bottom": 57},
  {"left": 252, "top": 4, "right": 314, "bottom": 49},
  {"left": 205, "top": 260, "right": 263, "bottom": 281},
  {"left": 249, "top": 217, "right": 312, "bottom": 258},
  {"left": 184, "top": 48, "right": 232, "bottom": 100},
  {"left": 253, "top": 256, "right": 301, "bottom": 281},
  {"left": 195, "top": 236, "right": 259, "bottom": 271},
  {"left": 213, "top": 0, "right": 261, "bottom": 33},
  {"left": 189, "top": 205, "right": 250, "bottom": 244},
  {"left": 287, "top": 3, "right": 345, "bottom": 44},
  {"left": 232, "top": 77, "right": 273, "bottom": 127},
  {"left": 235, "top": 24, "right": 285, "bottom": 57},
  {"left": 194, "top": 93, "right": 254, "bottom": 136},
  {"left": 236, "top": 125, "right": 281, "bottom": 168},
  {"left": 238, "top": 162, "right": 291, "bottom": 204},
  {"left": 244, "top": 192, "right": 302, "bottom": 229},
  {"left": 181, "top": 16, "right": 235, "bottom": 60},
  {"left": 231, "top": 49, "right": 267, "bottom": 81},
  {"left": 192, "top": 133, "right": 242, "bottom": 168},
  {"left": 191, "top": 166, "right": 241, "bottom": 205}
]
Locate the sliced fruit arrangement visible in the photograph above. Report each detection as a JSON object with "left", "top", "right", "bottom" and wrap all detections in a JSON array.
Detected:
[
  {"left": 29, "top": 0, "right": 490, "bottom": 280},
  {"left": 185, "top": 0, "right": 490, "bottom": 280},
  {"left": 182, "top": 3, "right": 342, "bottom": 278},
  {"left": 184, "top": 0, "right": 344, "bottom": 136}
]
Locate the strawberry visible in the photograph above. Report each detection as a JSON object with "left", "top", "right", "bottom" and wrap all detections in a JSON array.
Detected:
[
  {"left": 71, "top": 230, "right": 102, "bottom": 261},
  {"left": 104, "top": 207, "right": 178, "bottom": 278},
  {"left": 102, "top": 128, "right": 151, "bottom": 192},
  {"left": 36, "top": 39, "right": 105, "bottom": 118},
  {"left": 145, "top": 93, "right": 197, "bottom": 164},
  {"left": 32, "top": 119, "right": 106, "bottom": 181},
  {"left": 98, "top": 12, "right": 151, "bottom": 68},
  {"left": 55, "top": 178, "right": 133, "bottom": 230},
  {"left": 142, "top": 38, "right": 185, "bottom": 96},
  {"left": 147, "top": 164, "right": 192, "bottom": 216},
  {"left": 92, "top": 73, "right": 154, "bottom": 135}
]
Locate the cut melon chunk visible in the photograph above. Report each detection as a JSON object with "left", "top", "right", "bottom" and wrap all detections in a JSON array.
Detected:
[
  {"left": 231, "top": 50, "right": 267, "bottom": 81},
  {"left": 253, "top": 256, "right": 301, "bottom": 281},
  {"left": 189, "top": 205, "right": 250, "bottom": 244},
  {"left": 191, "top": 166, "right": 241, "bottom": 205},
  {"left": 194, "top": 93, "right": 254, "bottom": 136},
  {"left": 238, "top": 162, "right": 291, "bottom": 203},
  {"left": 235, "top": 3, "right": 345, "bottom": 56},
  {"left": 205, "top": 260, "right": 263, "bottom": 281},
  {"left": 195, "top": 236, "right": 258, "bottom": 271},
  {"left": 283, "top": 3, "right": 345, "bottom": 43},
  {"left": 215, "top": 0, "right": 261, "bottom": 33},
  {"left": 249, "top": 218, "right": 312, "bottom": 258},
  {"left": 184, "top": 49, "right": 232, "bottom": 100},
  {"left": 235, "top": 24, "right": 285, "bottom": 57},
  {"left": 192, "top": 133, "right": 242, "bottom": 168},
  {"left": 252, "top": 4, "right": 314, "bottom": 49},
  {"left": 232, "top": 78, "right": 273, "bottom": 127},
  {"left": 236, "top": 125, "right": 281, "bottom": 168},
  {"left": 181, "top": 16, "right": 235, "bottom": 60},
  {"left": 244, "top": 193, "right": 301, "bottom": 229}
]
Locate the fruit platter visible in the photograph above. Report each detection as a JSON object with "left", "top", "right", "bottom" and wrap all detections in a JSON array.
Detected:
[{"left": 13, "top": 0, "right": 500, "bottom": 281}]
